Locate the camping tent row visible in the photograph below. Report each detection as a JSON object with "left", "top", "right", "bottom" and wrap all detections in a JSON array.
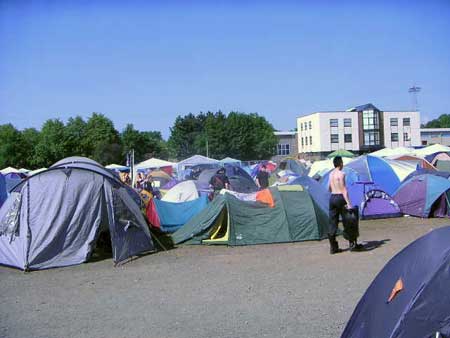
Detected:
[{"left": 0, "top": 157, "right": 154, "bottom": 271}]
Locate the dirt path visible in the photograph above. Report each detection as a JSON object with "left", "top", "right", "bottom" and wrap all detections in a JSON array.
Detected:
[{"left": 1, "top": 217, "right": 448, "bottom": 338}]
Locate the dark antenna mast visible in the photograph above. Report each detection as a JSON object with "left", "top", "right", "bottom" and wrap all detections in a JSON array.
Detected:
[{"left": 408, "top": 85, "right": 421, "bottom": 111}]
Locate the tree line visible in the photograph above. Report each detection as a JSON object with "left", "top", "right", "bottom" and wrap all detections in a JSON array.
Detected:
[
  {"left": 422, "top": 114, "right": 450, "bottom": 128},
  {"left": 0, "top": 111, "right": 277, "bottom": 169}
]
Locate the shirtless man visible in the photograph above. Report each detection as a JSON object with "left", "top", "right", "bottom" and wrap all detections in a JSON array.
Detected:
[{"left": 328, "top": 156, "right": 352, "bottom": 254}]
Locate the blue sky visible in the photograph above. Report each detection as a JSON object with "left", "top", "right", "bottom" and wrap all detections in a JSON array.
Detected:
[{"left": 1, "top": 0, "right": 450, "bottom": 138}]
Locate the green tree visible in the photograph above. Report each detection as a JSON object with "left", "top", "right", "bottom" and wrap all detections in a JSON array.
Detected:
[
  {"left": 83, "top": 113, "right": 122, "bottom": 164},
  {"left": 0, "top": 124, "right": 26, "bottom": 168},
  {"left": 424, "top": 114, "right": 450, "bottom": 128},
  {"left": 21, "top": 128, "right": 41, "bottom": 167},
  {"left": 64, "top": 116, "right": 87, "bottom": 157},
  {"left": 33, "top": 119, "right": 67, "bottom": 167},
  {"left": 168, "top": 113, "right": 206, "bottom": 159},
  {"left": 121, "top": 124, "right": 169, "bottom": 163},
  {"left": 168, "top": 111, "right": 277, "bottom": 161}
]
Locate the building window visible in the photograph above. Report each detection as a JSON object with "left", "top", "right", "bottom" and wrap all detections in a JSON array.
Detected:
[
  {"left": 364, "top": 131, "right": 380, "bottom": 146},
  {"left": 403, "top": 132, "right": 410, "bottom": 141},
  {"left": 277, "top": 144, "right": 290, "bottom": 156},
  {"left": 390, "top": 118, "right": 398, "bottom": 127},
  {"left": 330, "top": 134, "right": 339, "bottom": 143},
  {"left": 330, "top": 119, "right": 338, "bottom": 127},
  {"left": 309, "top": 136, "right": 312, "bottom": 145},
  {"left": 403, "top": 118, "right": 411, "bottom": 126},
  {"left": 344, "top": 118, "right": 352, "bottom": 127},
  {"left": 301, "top": 137, "right": 304, "bottom": 146},
  {"left": 344, "top": 134, "right": 352, "bottom": 143},
  {"left": 362, "top": 110, "right": 379, "bottom": 130},
  {"left": 300, "top": 123, "right": 303, "bottom": 131},
  {"left": 304, "top": 122, "right": 307, "bottom": 130},
  {"left": 391, "top": 133, "right": 399, "bottom": 142},
  {"left": 309, "top": 121, "right": 312, "bottom": 129},
  {"left": 305, "top": 137, "right": 308, "bottom": 145}
]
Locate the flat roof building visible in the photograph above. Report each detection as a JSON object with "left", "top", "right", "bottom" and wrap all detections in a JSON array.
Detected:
[
  {"left": 272, "top": 131, "right": 298, "bottom": 163},
  {"left": 420, "top": 128, "right": 450, "bottom": 146},
  {"left": 297, "top": 103, "right": 421, "bottom": 159}
]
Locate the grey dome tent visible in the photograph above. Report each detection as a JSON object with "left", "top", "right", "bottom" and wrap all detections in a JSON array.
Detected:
[{"left": 0, "top": 157, "right": 154, "bottom": 270}]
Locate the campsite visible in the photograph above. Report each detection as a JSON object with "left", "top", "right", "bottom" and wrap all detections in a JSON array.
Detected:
[
  {"left": 2, "top": 143, "right": 450, "bottom": 337},
  {"left": 2, "top": 2, "right": 450, "bottom": 337}
]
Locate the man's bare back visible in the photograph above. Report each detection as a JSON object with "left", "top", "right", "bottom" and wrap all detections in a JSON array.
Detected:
[{"left": 329, "top": 169, "right": 352, "bottom": 207}]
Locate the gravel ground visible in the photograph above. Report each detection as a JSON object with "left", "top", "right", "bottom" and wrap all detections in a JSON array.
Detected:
[{"left": 0, "top": 217, "right": 448, "bottom": 338}]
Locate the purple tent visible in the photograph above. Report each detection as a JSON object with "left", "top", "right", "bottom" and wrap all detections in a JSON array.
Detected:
[
  {"left": 360, "top": 189, "right": 402, "bottom": 220},
  {"left": 393, "top": 174, "right": 450, "bottom": 218}
]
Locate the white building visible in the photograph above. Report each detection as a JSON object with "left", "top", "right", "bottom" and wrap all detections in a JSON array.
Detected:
[{"left": 297, "top": 103, "right": 421, "bottom": 159}]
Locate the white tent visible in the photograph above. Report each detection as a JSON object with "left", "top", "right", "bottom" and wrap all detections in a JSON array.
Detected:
[
  {"left": 161, "top": 180, "right": 199, "bottom": 203},
  {"left": 308, "top": 158, "right": 353, "bottom": 178},
  {"left": 383, "top": 158, "right": 417, "bottom": 182},
  {"left": 370, "top": 147, "right": 413, "bottom": 158},
  {"left": 0, "top": 167, "right": 20, "bottom": 175},
  {"left": 135, "top": 158, "right": 176, "bottom": 170},
  {"left": 220, "top": 157, "right": 241, "bottom": 166},
  {"left": 28, "top": 168, "right": 47, "bottom": 176},
  {"left": 414, "top": 144, "right": 450, "bottom": 157},
  {"left": 105, "top": 164, "right": 129, "bottom": 171},
  {"left": 176, "top": 155, "right": 219, "bottom": 179}
]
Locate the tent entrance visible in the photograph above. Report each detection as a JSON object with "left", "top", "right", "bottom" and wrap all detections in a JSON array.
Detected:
[{"left": 202, "top": 207, "right": 229, "bottom": 245}]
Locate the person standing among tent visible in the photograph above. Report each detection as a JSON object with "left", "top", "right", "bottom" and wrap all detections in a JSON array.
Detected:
[
  {"left": 209, "top": 168, "right": 231, "bottom": 199},
  {"left": 256, "top": 164, "right": 270, "bottom": 189},
  {"left": 328, "top": 156, "right": 357, "bottom": 254}
]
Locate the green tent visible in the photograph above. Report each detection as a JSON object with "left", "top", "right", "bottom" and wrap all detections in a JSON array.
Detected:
[
  {"left": 171, "top": 186, "right": 329, "bottom": 246},
  {"left": 327, "top": 149, "right": 355, "bottom": 159}
]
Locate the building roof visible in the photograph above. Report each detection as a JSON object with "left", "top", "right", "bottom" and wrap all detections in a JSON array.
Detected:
[
  {"left": 420, "top": 128, "right": 450, "bottom": 133},
  {"left": 346, "top": 103, "right": 379, "bottom": 112},
  {"left": 274, "top": 131, "right": 297, "bottom": 136}
]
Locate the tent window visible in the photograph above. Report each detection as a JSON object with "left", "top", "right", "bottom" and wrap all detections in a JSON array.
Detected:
[
  {"left": 0, "top": 192, "right": 21, "bottom": 237},
  {"left": 112, "top": 190, "right": 142, "bottom": 233}
]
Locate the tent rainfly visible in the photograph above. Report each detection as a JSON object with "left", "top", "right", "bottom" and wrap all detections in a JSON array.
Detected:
[
  {"left": 327, "top": 149, "right": 355, "bottom": 159},
  {"left": 0, "top": 157, "right": 154, "bottom": 270},
  {"left": 171, "top": 186, "right": 328, "bottom": 246},
  {"left": 341, "top": 226, "right": 450, "bottom": 338}
]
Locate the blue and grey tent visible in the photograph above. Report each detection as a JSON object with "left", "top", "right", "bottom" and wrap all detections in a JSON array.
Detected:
[
  {"left": 0, "top": 157, "right": 154, "bottom": 270},
  {"left": 0, "top": 173, "right": 6, "bottom": 208},
  {"left": 341, "top": 226, "right": 450, "bottom": 338}
]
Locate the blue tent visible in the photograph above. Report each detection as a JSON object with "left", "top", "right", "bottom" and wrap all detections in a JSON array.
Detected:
[
  {"left": 0, "top": 174, "right": 6, "bottom": 207},
  {"left": 290, "top": 175, "right": 330, "bottom": 217},
  {"left": 151, "top": 195, "right": 209, "bottom": 232},
  {"left": 321, "top": 156, "right": 400, "bottom": 209},
  {"left": 341, "top": 226, "right": 450, "bottom": 338},
  {"left": 345, "top": 155, "right": 400, "bottom": 195}
]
